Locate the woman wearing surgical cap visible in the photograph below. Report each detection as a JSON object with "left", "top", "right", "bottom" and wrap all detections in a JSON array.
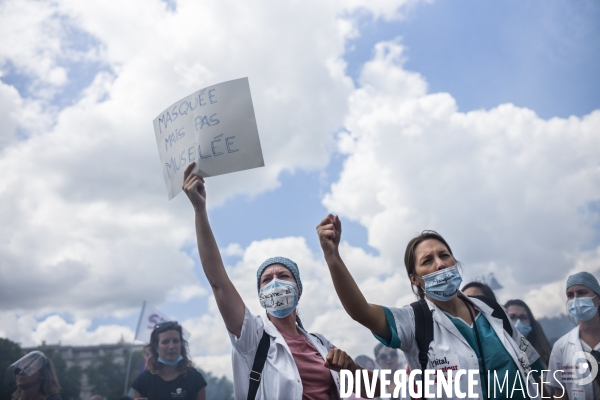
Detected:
[
  {"left": 548, "top": 271, "right": 600, "bottom": 400},
  {"left": 182, "top": 162, "right": 378, "bottom": 400},
  {"left": 504, "top": 299, "right": 552, "bottom": 367},
  {"left": 7, "top": 351, "right": 62, "bottom": 400}
]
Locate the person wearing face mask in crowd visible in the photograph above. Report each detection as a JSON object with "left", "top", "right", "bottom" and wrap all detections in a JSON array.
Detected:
[
  {"left": 6, "top": 351, "right": 62, "bottom": 400},
  {"left": 461, "top": 281, "right": 498, "bottom": 303},
  {"left": 548, "top": 272, "right": 600, "bottom": 400},
  {"left": 182, "top": 163, "right": 379, "bottom": 400},
  {"left": 317, "top": 216, "right": 545, "bottom": 399},
  {"left": 504, "top": 299, "right": 552, "bottom": 368},
  {"left": 374, "top": 344, "right": 405, "bottom": 399},
  {"left": 132, "top": 321, "right": 207, "bottom": 400}
]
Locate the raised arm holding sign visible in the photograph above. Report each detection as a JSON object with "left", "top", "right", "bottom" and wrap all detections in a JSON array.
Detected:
[{"left": 153, "top": 77, "right": 264, "bottom": 199}]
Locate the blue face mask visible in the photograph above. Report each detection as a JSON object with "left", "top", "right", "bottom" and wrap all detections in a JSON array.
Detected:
[
  {"left": 158, "top": 354, "right": 183, "bottom": 366},
  {"left": 568, "top": 296, "right": 598, "bottom": 321},
  {"left": 514, "top": 320, "right": 532, "bottom": 337},
  {"left": 421, "top": 265, "right": 462, "bottom": 302},
  {"left": 259, "top": 278, "right": 298, "bottom": 318}
]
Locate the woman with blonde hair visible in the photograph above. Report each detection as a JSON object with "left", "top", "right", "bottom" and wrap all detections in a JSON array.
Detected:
[{"left": 8, "top": 351, "right": 61, "bottom": 400}]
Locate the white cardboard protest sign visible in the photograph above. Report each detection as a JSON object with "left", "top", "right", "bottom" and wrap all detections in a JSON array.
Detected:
[{"left": 153, "top": 77, "right": 264, "bottom": 199}]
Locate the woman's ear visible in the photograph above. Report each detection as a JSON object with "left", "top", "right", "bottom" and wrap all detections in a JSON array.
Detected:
[{"left": 409, "top": 274, "right": 420, "bottom": 287}]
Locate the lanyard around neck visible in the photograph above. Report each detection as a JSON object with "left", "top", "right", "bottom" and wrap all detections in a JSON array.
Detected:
[{"left": 459, "top": 297, "right": 488, "bottom": 381}]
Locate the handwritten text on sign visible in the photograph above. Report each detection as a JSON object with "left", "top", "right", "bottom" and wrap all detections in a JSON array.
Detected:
[{"left": 153, "top": 78, "right": 264, "bottom": 199}]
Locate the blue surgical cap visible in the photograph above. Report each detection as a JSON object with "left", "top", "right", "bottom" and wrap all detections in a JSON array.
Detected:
[
  {"left": 566, "top": 271, "right": 600, "bottom": 297},
  {"left": 256, "top": 257, "right": 302, "bottom": 295}
]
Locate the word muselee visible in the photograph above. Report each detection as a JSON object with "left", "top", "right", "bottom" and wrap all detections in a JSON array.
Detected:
[{"left": 339, "top": 369, "right": 566, "bottom": 399}]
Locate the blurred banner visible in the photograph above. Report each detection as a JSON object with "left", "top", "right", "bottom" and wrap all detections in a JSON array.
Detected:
[{"left": 134, "top": 300, "right": 191, "bottom": 343}]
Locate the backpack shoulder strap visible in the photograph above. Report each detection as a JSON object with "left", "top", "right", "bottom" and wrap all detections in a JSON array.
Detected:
[
  {"left": 247, "top": 330, "right": 271, "bottom": 400},
  {"left": 470, "top": 295, "right": 513, "bottom": 337},
  {"left": 410, "top": 298, "right": 434, "bottom": 371}
]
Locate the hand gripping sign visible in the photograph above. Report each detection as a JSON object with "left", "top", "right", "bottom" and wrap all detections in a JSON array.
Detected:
[{"left": 153, "top": 78, "right": 264, "bottom": 199}]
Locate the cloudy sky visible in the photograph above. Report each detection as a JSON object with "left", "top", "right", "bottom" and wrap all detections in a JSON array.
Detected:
[{"left": 1, "top": 0, "right": 599, "bottom": 379}]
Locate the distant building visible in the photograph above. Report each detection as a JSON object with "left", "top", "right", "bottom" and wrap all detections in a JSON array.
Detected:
[{"left": 24, "top": 340, "right": 143, "bottom": 400}]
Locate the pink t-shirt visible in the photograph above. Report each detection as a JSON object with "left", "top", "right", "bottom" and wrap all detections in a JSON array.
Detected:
[{"left": 281, "top": 331, "right": 335, "bottom": 400}]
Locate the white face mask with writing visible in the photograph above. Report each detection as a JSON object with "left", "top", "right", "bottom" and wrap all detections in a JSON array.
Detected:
[
  {"left": 421, "top": 265, "right": 463, "bottom": 302},
  {"left": 258, "top": 278, "right": 298, "bottom": 318}
]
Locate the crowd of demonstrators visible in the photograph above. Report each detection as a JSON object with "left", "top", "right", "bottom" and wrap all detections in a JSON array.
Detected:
[
  {"left": 4, "top": 166, "right": 599, "bottom": 400},
  {"left": 316, "top": 217, "right": 546, "bottom": 399},
  {"left": 132, "top": 321, "right": 207, "bottom": 400},
  {"left": 182, "top": 162, "right": 379, "bottom": 400},
  {"left": 548, "top": 272, "right": 600, "bottom": 400},
  {"left": 7, "top": 351, "right": 62, "bottom": 400}
]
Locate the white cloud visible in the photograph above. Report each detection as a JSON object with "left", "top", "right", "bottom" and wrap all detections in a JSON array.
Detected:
[
  {"left": 0, "top": 0, "right": 419, "bottom": 318},
  {"left": 0, "top": 313, "right": 134, "bottom": 347},
  {"left": 0, "top": 81, "right": 22, "bottom": 150},
  {"left": 1, "top": 0, "right": 597, "bottom": 383},
  {"left": 0, "top": 0, "right": 67, "bottom": 88},
  {"left": 0, "top": 0, "right": 424, "bottom": 377},
  {"left": 221, "top": 243, "right": 244, "bottom": 258},
  {"left": 193, "top": 354, "right": 232, "bottom": 380},
  {"left": 167, "top": 284, "right": 208, "bottom": 303},
  {"left": 323, "top": 40, "right": 600, "bottom": 316}
]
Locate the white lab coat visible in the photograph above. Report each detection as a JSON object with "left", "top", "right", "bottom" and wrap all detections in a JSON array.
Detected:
[
  {"left": 548, "top": 326, "right": 600, "bottom": 400},
  {"left": 228, "top": 307, "right": 341, "bottom": 400},
  {"left": 386, "top": 295, "right": 542, "bottom": 399}
]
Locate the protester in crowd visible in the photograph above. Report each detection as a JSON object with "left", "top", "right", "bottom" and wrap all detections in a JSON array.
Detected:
[
  {"left": 132, "top": 321, "right": 207, "bottom": 400},
  {"left": 374, "top": 344, "right": 400, "bottom": 371},
  {"left": 7, "top": 351, "right": 62, "bottom": 400},
  {"left": 182, "top": 162, "right": 378, "bottom": 400},
  {"left": 548, "top": 271, "right": 600, "bottom": 399},
  {"left": 354, "top": 355, "right": 376, "bottom": 371},
  {"left": 504, "top": 299, "right": 552, "bottom": 367},
  {"left": 461, "top": 281, "right": 498, "bottom": 302},
  {"left": 317, "top": 216, "right": 545, "bottom": 398},
  {"left": 374, "top": 344, "right": 403, "bottom": 399}
]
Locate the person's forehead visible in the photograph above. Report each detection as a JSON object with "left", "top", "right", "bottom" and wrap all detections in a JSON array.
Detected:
[
  {"left": 415, "top": 239, "right": 449, "bottom": 257},
  {"left": 262, "top": 264, "right": 289, "bottom": 274},
  {"left": 567, "top": 284, "right": 592, "bottom": 293},
  {"left": 261, "top": 264, "right": 295, "bottom": 280},
  {"left": 379, "top": 347, "right": 397, "bottom": 355},
  {"left": 464, "top": 287, "right": 484, "bottom": 296},
  {"left": 158, "top": 330, "right": 181, "bottom": 340},
  {"left": 507, "top": 305, "right": 528, "bottom": 315}
]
